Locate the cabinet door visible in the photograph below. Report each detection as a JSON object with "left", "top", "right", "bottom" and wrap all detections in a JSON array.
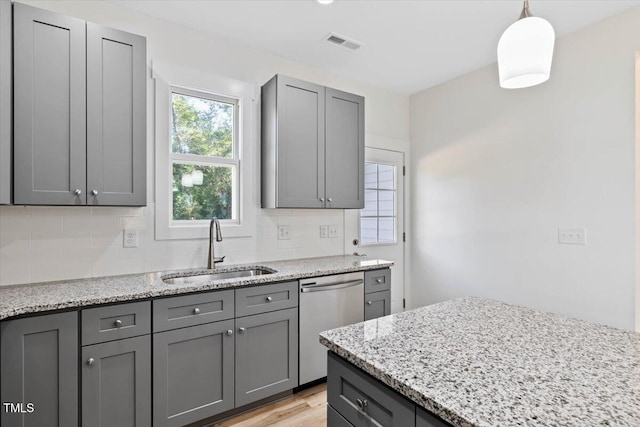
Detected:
[
  {"left": 0, "top": 0, "right": 11, "bottom": 204},
  {"left": 82, "top": 335, "right": 151, "bottom": 427},
  {"left": 1, "top": 312, "right": 78, "bottom": 427},
  {"left": 87, "top": 23, "right": 146, "bottom": 206},
  {"left": 276, "top": 75, "right": 325, "bottom": 208},
  {"left": 153, "top": 320, "right": 235, "bottom": 427},
  {"left": 325, "top": 88, "right": 364, "bottom": 209},
  {"left": 364, "top": 290, "right": 391, "bottom": 321},
  {"left": 416, "top": 407, "right": 451, "bottom": 427},
  {"left": 235, "top": 308, "right": 298, "bottom": 407},
  {"left": 13, "top": 3, "right": 86, "bottom": 205}
]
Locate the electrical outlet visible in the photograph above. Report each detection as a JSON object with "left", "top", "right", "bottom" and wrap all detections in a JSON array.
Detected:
[
  {"left": 558, "top": 228, "right": 587, "bottom": 245},
  {"left": 328, "top": 225, "right": 339, "bottom": 238},
  {"left": 278, "top": 225, "right": 291, "bottom": 240},
  {"left": 320, "top": 225, "right": 328, "bottom": 238},
  {"left": 123, "top": 229, "right": 138, "bottom": 248}
]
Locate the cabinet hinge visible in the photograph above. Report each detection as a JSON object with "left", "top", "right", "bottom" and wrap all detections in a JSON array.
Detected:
[
  {"left": 402, "top": 232, "right": 406, "bottom": 242},
  {"left": 403, "top": 298, "right": 406, "bottom": 309},
  {"left": 402, "top": 166, "right": 406, "bottom": 176}
]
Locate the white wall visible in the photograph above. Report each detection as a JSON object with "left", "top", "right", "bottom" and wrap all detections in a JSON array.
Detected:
[
  {"left": 410, "top": 7, "right": 640, "bottom": 330},
  {"left": 0, "top": 0, "right": 409, "bottom": 286}
]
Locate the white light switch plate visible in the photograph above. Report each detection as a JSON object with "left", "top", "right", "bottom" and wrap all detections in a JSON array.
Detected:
[
  {"left": 320, "top": 225, "right": 328, "bottom": 238},
  {"left": 278, "top": 225, "right": 291, "bottom": 240},
  {"left": 123, "top": 229, "right": 138, "bottom": 248},
  {"left": 558, "top": 228, "right": 587, "bottom": 245}
]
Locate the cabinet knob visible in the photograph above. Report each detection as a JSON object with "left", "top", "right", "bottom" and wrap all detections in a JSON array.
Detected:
[
  {"left": 266, "top": 296, "right": 273, "bottom": 302},
  {"left": 91, "top": 190, "right": 98, "bottom": 196},
  {"left": 376, "top": 278, "right": 383, "bottom": 284},
  {"left": 320, "top": 197, "right": 325, "bottom": 202},
  {"left": 327, "top": 198, "right": 333, "bottom": 202},
  {"left": 73, "top": 189, "right": 82, "bottom": 196},
  {"left": 356, "top": 398, "right": 368, "bottom": 410},
  {"left": 87, "top": 358, "right": 95, "bottom": 366},
  {"left": 226, "top": 329, "right": 233, "bottom": 336},
  {"left": 239, "top": 327, "right": 246, "bottom": 333},
  {"left": 114, "top": 319, "right": 123, "bottom": 328},
  {"left": 367, "top": 301, "right": 373, "bottom": 305},
  {"left": 193, "top": 308, "right": 200, "bottom": 315}
]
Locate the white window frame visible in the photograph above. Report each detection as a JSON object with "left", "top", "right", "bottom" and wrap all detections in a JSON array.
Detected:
[{"left": 154, "top": 62, "right": 257, "bottom": 240}]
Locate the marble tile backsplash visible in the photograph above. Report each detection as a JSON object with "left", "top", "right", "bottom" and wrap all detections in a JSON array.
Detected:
[{"left": 0, "top": 202, "right": 346, "bottom": 286}]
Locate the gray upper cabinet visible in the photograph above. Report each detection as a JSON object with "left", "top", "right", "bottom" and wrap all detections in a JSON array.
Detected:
[
  {"left": 235, "top": 307, "right": 299, "bottom": 407},
  {"left": 325, "top": 88, "right": 365, "bottom": 209},
  {"left": 87, "top": 23, "right": 146, "bottom": 206},
  {"left": 82, "top": 335, "right": 151, "bottom": 427},
  {"left": 261, "top": 75, "right": 365, "bottom": 209},
  {"left": 12, "top": 4, "right": 146, "bottom": 206},
  {"left": 153, "top": 319, "right": 235, "bottom": 427},
  {"left": 0, "top": 0, "right": 11, "bottom": 204},
  {"left": 1, "top": 311, "right": 78, "bottom": 427},
  {"left": 13, "top": 3, "right": 87, "bottom": 206}
]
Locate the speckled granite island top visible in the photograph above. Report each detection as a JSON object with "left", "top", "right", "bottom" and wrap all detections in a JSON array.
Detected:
[
  {"left": 320, "top": 296, "right": 640, "bottom": 427},
  {"left": 0, "top": 255, "right": 392, "bottom": 321}
]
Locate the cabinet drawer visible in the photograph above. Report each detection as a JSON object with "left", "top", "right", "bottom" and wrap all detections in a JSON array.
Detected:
[
  {"left": 235, "top": 281, "right": 298, "bottom": 317},
  {"left": 328, "top": 404, "right": 355, "bottom": 427},
  {"left": 328, "top": 352, "right": 415, "bottom": 427},
  {"left": 82, "top": 301, "right": 150, "bottom": 345},
  {"left": 153, "top": 290, "right": 234, "bottom": 333},
  {"left": 364, "top": 269, "right": 391, "bottom": 293},
  {"left": 364, "top": 290, "right": 391, "bottom": 321}
]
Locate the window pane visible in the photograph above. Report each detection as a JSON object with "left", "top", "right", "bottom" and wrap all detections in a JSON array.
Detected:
[
  {"left": 378, "top": 164, "right": 394, "bottom": 190},
  {"left": 362, "top": 190, "right": 378, "bottom": 217},
  {"left": 360, "top": 218, "right": 378, "bottom": 245},
  {"left": 171, "top": 93, "right": 234, "bottom": 158},
  {"left": 378, "top": 190, "right": 395, "bottom": 217},
  {"left": 365, "top": 163, "right": 378, "bottom": 188},
  {"left": 172, "top": 163, "right": 233, "bottom": 220},
  {"left": 378, "top": 217, "right": 395, "bottom": 243}
]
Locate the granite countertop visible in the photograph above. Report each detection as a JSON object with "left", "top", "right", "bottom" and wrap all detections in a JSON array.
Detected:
[
  {"left": 0, "top": 255, "right": 393, "bottom": 321},
  {"left": 320, "top": 296, "right": 640, "bottom": 427}
]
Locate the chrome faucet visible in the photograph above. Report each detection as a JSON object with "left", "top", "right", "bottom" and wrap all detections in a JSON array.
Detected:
[{"left": 207, "top": 218, "right": 225, "bottom": 269}]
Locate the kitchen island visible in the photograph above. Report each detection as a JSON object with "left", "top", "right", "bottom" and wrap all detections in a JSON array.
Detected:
[{"left": 320, "top": 297, "right": 640, "bottom": 427}]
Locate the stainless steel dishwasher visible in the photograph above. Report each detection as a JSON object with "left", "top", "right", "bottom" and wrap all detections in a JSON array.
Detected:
[{"left": 299, "top": 272, "right": 364, "bottom": 385}]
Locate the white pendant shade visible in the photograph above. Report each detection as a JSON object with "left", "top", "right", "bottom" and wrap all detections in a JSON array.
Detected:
[
  {"left": 181, "top": 174, "right": 193, "bottom": 187},
  {"left": 191, "top": 170, "right": 204, "bottom": 185},
  {"left": 498, "top": 16, "right": 555, "bottom": 89}
]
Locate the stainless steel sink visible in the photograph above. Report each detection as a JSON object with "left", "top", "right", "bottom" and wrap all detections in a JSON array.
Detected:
[{"left": 162, "top": 268, "right": 274, "bottom": 285}]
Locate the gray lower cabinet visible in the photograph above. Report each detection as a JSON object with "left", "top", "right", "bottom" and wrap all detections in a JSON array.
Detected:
[
  {"left": 0, "top": 0, "right": 11, "bottom": 204},
  {"left": 12, "top": 3, "right": 146, "bottom": 207},
  {"left": 0, "top": 311, "right": 78, "bottom": 427},
  {"left": 153, "top": 319, "right": 235, "bottom": 427},
  {"left": 416, "top": 407, "right": 451, "bottom": 427},
  {"left": 13, "top": 2, "right": 87, "bottom": 206},
  {"left": 364, "top": 290, "right": 391, "bottom": 321},
  {"left": 82, "top": 335, "right": 151, "bottom": 427},
  {"left": 235, "top": 308, "right": 299, "bottom": 407},
  {"left": 324, "top": 88, "right": 364, "bottom": 209}
]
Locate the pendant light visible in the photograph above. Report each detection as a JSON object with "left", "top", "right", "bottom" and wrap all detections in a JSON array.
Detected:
[{"left": 497, "top": 0, "right": 555, "bottom": 89}]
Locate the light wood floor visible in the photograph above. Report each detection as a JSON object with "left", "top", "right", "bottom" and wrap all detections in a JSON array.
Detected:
[{"left": 213, "top": 384, "right": 327, "bottom": 427}]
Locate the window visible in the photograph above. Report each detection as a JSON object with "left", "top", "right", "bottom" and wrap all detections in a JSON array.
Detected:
[
  {"left": 170, "top": 88, "right": 239, "bottom": 222},
  {"left": 360, "top": 162, "right": 397, "bottom": 245},
  {"left": 154, "top": 62, "right": 257, "bottom": 240}
]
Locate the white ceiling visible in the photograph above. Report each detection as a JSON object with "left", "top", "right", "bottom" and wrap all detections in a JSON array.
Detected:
[{"left": 108, "top": 0, "right": 640, "bottom": 94}]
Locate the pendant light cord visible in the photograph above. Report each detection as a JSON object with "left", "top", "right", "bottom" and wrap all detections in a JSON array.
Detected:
[{"left": 519, "top": 0, "right": 532, "bottom": 19}]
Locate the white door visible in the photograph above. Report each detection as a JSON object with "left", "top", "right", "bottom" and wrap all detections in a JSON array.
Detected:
[{"left": 345, "top": 147, "right": 405, "bottom": 313}]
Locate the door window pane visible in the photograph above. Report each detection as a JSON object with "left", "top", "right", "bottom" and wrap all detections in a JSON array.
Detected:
[{"left": 360, "top": 162, "right": 397, "bottom": 245}]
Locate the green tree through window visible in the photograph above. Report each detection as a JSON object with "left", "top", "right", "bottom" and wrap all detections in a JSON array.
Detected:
[{"left": 170, "top": 91, "right": 237, "bottom": 221}]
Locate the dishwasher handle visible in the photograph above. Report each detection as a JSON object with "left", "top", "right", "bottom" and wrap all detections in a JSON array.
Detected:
[{"left": 300, "top": 279, "right": 364, "bottom": 293}]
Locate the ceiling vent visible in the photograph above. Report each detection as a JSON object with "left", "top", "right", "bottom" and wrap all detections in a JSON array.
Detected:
[{"left": 324, "top": 33, "right": 362, "bottom": 51}]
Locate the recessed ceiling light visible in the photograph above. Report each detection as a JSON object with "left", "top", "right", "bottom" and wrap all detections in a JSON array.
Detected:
[{"left": 315, "top": 0, "right": 334, "bottom": 5}]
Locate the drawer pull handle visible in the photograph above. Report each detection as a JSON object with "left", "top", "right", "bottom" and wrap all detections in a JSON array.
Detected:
[
  {"left": 226, "top": 329, "right": 233, "bottom": 336},
  {"left": 376, "top": 278, "right": 383, "bottom": 284},
  {"left": 87, "top": 358, "right": 95, "bottom": 366},
  {"left": 356, "top": 398, "right": 368, "bottom": 410},
  {"left": 239, "top": 327, "right": 246, "bottom": 333},
  {"left": 114, "top": 319, "right": 123, "bottom": 328},
  {"left": 367, "top": 301, "right": 373, "bottom": 305},
  {"left": 193, "top": 308, "right": 200, "bottom": 315},
  {"left": 266, "top": 296, "right": 273, "bottom": 302}
]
